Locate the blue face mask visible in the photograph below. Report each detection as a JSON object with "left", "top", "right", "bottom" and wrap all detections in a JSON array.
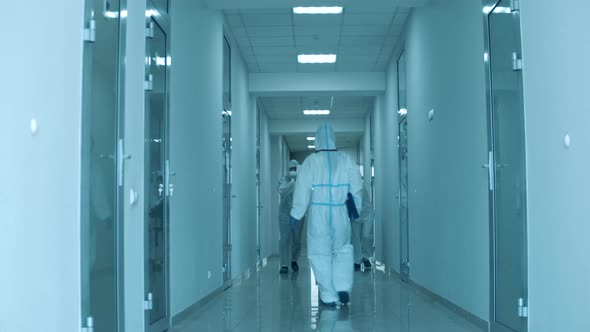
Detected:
[{"left": 289, "top": 170, "right": 297, "bottom": 178}]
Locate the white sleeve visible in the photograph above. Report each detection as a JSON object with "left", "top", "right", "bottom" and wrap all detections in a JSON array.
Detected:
[{"left": 291, "top": 159, "right": 312, "bottom": 220}]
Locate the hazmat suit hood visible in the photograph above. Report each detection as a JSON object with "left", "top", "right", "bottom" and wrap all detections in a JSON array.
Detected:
[
  {"left": 288, "top": 159, "right": 299, "bottom": 169},
  {"left": 315, "top": 123, "right": 337, "bottom": 151}
]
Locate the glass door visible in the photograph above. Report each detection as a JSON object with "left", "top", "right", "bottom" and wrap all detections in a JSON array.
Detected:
[
  {"left": 256, "top": 105, "right": 262, "bottom": 262},
  {"left": 397, "top": 50, "right": 409, "bottom": 279},
  {"left": 145, "top": 6, "right": 171, "bottom": 332},
  {"left": 398, "top": 118, "right": 409, "bottom": 278},
  {"left": 222, "top": 35, "right": 233, "bottom": 285},
  {"left": 222, "top": 109, "right": 233, "bottom": 284},
  {"left": 485, "top": 1, "right": 528, "bottom": 331},
  {"left": 81, "top": 0, "right": 123, "bottom": 331}
]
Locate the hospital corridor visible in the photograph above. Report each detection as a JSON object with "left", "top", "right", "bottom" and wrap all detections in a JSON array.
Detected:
[{"left": 1, "top": 0, "right": 589, "bottom": 332}]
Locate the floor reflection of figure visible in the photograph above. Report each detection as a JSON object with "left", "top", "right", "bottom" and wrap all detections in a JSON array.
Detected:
[{"left": 317, "top": 306, "right": 353, "bottom": 332}]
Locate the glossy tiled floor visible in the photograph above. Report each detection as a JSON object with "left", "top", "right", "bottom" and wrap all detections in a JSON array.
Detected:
[{"left": 170, "top": 256, "right": 485, "bottom": 332}]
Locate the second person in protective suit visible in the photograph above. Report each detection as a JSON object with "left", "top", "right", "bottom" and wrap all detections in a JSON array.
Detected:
[
  {"left": 290, "top": 123, "right": 364, "bottom": 307},
  {"left": 351, "top": 187, "right": 374, "bottom": 271},
  {"left": 278, "top": 160, "right": 305, "bottom": 274}
]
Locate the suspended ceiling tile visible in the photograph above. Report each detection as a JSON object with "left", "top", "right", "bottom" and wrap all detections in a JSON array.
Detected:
[
  {"left": 240, "top": 46, "right": 256, "bottom": 56},
  {"left": 236, "top": 36, "right": 252, "bottom": 46},
  {"left": 295, "top": 38, "right": 340, "bottom": 51},
  {"left": 249, "top": 36, "right": 294, "bottom": 47},
  {"left": 240, "top": 8, "right": 290, "bottom": 15},
  {"left": 294, "top": 26, "right": 340, "bottom": 37},
  {"left": 345, "top": 8, "right": 395, "bottom": 14},
  {"left": 241, "top": 14, "right": 293, "bottom": 26},
  {"left": 255, "top": 55, "right": 296, "bottom": 63},
  {"left": 343, "top": 13, "right": 394, "bottom": 26},
  {"left": 253, "top": 46, "right": 297, "bottom": 56},
  {"left": 230, "top": 27, "right": 249, "bottom": 38},
  {"left": 224, "top": 14, "right": 243, "bottom": 27},
  {"left": 296, "top": 64, "right": 337, "bottom": 73},
  {"left": 293, "top": 14, "right": 343, "bottom": 27},
  {"left": 223, "top": 9, "right": 240, "bottom": 14},
  {"left": 340, "top": 25, "right": 389, "bottom": 36},
  {"left": 259, "top": 62, "right": 298, "bottom": 72},
  {"left": 340, "top": 36, "right": 387, "bottom": 47},
  {"left": 339, "top": 45, "right": 383, "bottom": 56},
  {"left": 245, "top": 26, "right": 293, "bottom": 37},
  {"left": 393, "top": 12, "right": 410, "bottom": 25}
]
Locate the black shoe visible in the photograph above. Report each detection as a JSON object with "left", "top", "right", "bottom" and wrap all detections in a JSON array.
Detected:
[
  {"left": 279, "top": 266, "right": 288, "bottom": 274},
  {"left": 291, "top": 261, "right": 299, "bottom": 272},
  {"left": 338, "top": 291, "right": 350, "bottom": 305},
  {"left": 363, "top": 258, "right": 372, "bottom": 269},
  {"left": 319, "top": 299, "right": 337, "bottom": 308},
  {"left": 354, "top": 263, "right": 361, "bottom": 271}
]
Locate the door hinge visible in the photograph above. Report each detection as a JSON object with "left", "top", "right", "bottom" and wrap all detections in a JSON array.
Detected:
[
  {"left": 144, "top": 293, "right": 154, "bottom": 311},
  {"left": 510, "top": 0, "right": 520, "bottom": 12},
  {"left": 512, "top": 52, "right": 523, "bottom": 71},
  {"left": 146, "top": 21, "right": 155, "bottom": 39},
  {"left": 81, "top": 317, "right": 94, "bottom": 332},
  {"left": 83, "top": 17, "right": 96, "bottom": 43},
  {"left": 518, "top": 298, "right": 529, "bottom": 318},
  {"left": 144, "top": 74, "right": 154, "bottom": 91}
]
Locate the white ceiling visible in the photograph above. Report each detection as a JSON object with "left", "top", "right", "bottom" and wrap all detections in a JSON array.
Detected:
[
  {"left": 259, "top": 95, "right": 373, "bottom": 120},
  {"left": 224, "top": 7, "right": 410, "bottom": 73},
  {"left": 220, "top": 2, "right": 417, "bottom": 153}
]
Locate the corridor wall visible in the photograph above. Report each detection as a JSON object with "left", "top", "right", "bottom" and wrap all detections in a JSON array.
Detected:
[
  {"left": 372, "top": 0, "right": 490, "bottom": 322},
  {"left": 0, "top": 1, "right": 85, "bottom": 331},
  {"left": 520, "top": 1, "right": 590, "bottom": 330},
  {"left": 169, "top": 0, "right": 224, "bottom": 317},
  {"left": 402, "top": 0, "right": 490, "bottom": 321}
]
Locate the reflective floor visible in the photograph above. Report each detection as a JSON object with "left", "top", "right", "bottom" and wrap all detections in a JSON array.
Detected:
[{"left": 170, "top": 256, "right": 485, "bottom": 332}]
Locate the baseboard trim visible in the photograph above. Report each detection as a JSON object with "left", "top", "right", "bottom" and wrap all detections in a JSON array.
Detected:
[
  {"left": 374, "top": 261, "right": 489, "bottom": 332},
  {"left": 170, "top": 255, "right": 276, "bottom": 325}
]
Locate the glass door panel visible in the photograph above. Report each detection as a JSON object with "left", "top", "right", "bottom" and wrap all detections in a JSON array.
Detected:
[
  {"left": 145, "top": 16, "right": 170, "bottom": 332},
  {"left": 397, "top": 50, "right": 409, "bottom": 278},
  {"left": 81, "top": 0, "right": 121, "bottom": 331},
  {"left": 487, "top": 1, "right": 528, "bottom": 331}
]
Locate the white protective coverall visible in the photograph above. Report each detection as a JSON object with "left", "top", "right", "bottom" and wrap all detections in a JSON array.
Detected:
[
  {"left": 290, "top": 123, "right": 363, "bottom": 303},
  {"left": 278, "top": 160, "right": 304, "bottom": 268},
  {"left": 351, "top": 187, "right": 375, "bottom": 264}
]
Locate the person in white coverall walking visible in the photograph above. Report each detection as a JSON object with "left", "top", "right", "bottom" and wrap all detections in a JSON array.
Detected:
[{"left": 290, "top": 123, "right": 363, "bottom": 307}]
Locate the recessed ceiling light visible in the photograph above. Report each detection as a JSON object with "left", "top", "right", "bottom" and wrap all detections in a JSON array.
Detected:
[
  {"left": 306, "top": 137, "right": 316, "bottom": 141},
  {"left": 308, "top": 145, "right": 316, "bottom": 149},
  {"left": 298, "top": 54, "right": 337, "bottom": 64},
  {"left": 303, "top": 110, "right": 330, "bottom": 115},
  {"left": 293, "top": 7, "right": 343, "bottom": 14}
]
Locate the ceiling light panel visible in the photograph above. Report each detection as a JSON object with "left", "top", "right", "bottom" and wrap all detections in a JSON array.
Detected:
[
  {"left": 303, "top": 110, "right": 331, "bottom": 115},
  {"left": 293, "top": 7, "right": 343, "bottom": 14},
  {"left": 298, "top": 54, "right": 337, "bottom": 63}
]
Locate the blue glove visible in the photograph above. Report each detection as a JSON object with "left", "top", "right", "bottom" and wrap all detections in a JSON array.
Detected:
[{"left": 289, "top": 217, "right": 299, "bottom": 231}]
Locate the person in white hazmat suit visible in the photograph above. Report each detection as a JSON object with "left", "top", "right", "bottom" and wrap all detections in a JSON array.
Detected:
[
  {"left": 351, "top": 187, "right": 374, "bottom": 271},
  {"left": 278, "top": 160, "right": 305, "bottom": 274},
  {"left": 290, "top": 123, "right": 363, "bottom": 306}
]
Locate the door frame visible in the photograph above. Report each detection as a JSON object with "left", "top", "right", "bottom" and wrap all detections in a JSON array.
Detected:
[
  {"left": 482, "top": 1, "right": 529, "bottom": 331},
  {"left": 144, "top": 3, "right": 171, "bottom": 331}
]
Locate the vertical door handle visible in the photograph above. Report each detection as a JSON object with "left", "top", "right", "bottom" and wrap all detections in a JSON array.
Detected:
[{"left": 481, "top": 151, "right": 494, "bottom": 191}]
